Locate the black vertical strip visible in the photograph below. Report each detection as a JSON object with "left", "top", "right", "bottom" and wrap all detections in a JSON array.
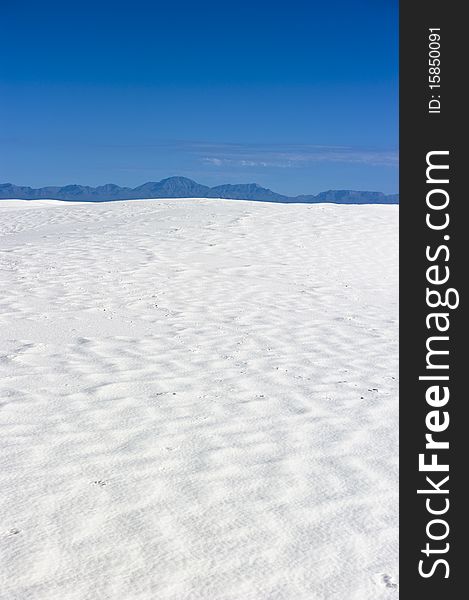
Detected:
[{"left": 400, "top": 1, "right": 465, "bottom": 596}]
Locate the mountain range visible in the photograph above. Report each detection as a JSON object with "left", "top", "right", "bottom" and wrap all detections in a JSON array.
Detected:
[{"left": 0, "top": 177, "right": 399, "bottom": 204}]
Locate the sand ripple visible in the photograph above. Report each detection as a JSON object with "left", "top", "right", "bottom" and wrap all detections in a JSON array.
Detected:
[{"left": 0, "top": 199, "right": 398, "bottom": 599}]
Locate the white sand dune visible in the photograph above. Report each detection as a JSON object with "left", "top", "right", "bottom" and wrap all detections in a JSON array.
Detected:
[{"left": 0, "top": 198, "right": 398, "bottom": 599}]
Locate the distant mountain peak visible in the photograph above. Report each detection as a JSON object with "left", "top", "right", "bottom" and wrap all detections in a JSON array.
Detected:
[
  {"left": 160, "top": 176, "right": 198, "bottom": 183},
  {"left": 0, "top": 179, "right": 399, "bottom": 204}
]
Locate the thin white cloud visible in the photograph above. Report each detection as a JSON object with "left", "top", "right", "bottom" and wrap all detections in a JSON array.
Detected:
[
  {"left": 201, "top": 147, "right": 398, "bottom": 168},
  {"left": 93, "top": 139, "right": 398, "bottom": 168}
]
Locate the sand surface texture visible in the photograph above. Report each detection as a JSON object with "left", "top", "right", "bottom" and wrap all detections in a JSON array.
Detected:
[{"left": 0, "top": 199, "right": 398, "bottom": 599}]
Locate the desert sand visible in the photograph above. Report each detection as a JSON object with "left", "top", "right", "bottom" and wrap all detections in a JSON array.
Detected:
[{"left": 0, "top": 198, "right": 398, "bottom": 599}]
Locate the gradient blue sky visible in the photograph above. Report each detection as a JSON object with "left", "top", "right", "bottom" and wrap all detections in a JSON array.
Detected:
[{"left": 0, "top": 0, "right": 398, "bottom": 195}]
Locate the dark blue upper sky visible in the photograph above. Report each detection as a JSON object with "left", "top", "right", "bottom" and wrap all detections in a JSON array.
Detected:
[{"left": 1, "top": 0, "right": 398, "bottom": 194}]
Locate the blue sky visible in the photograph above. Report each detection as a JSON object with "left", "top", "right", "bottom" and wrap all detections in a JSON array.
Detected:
[{"left": 0, "top": 0, "right": 398, "bottom": 195}]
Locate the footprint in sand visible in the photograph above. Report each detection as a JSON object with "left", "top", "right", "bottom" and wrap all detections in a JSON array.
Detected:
[
  {"left": 376, "top": 573, "right": 398, "bottom": 590},
  {"left": 92, "top": 480, "right": 107, "bottom": 487}
]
